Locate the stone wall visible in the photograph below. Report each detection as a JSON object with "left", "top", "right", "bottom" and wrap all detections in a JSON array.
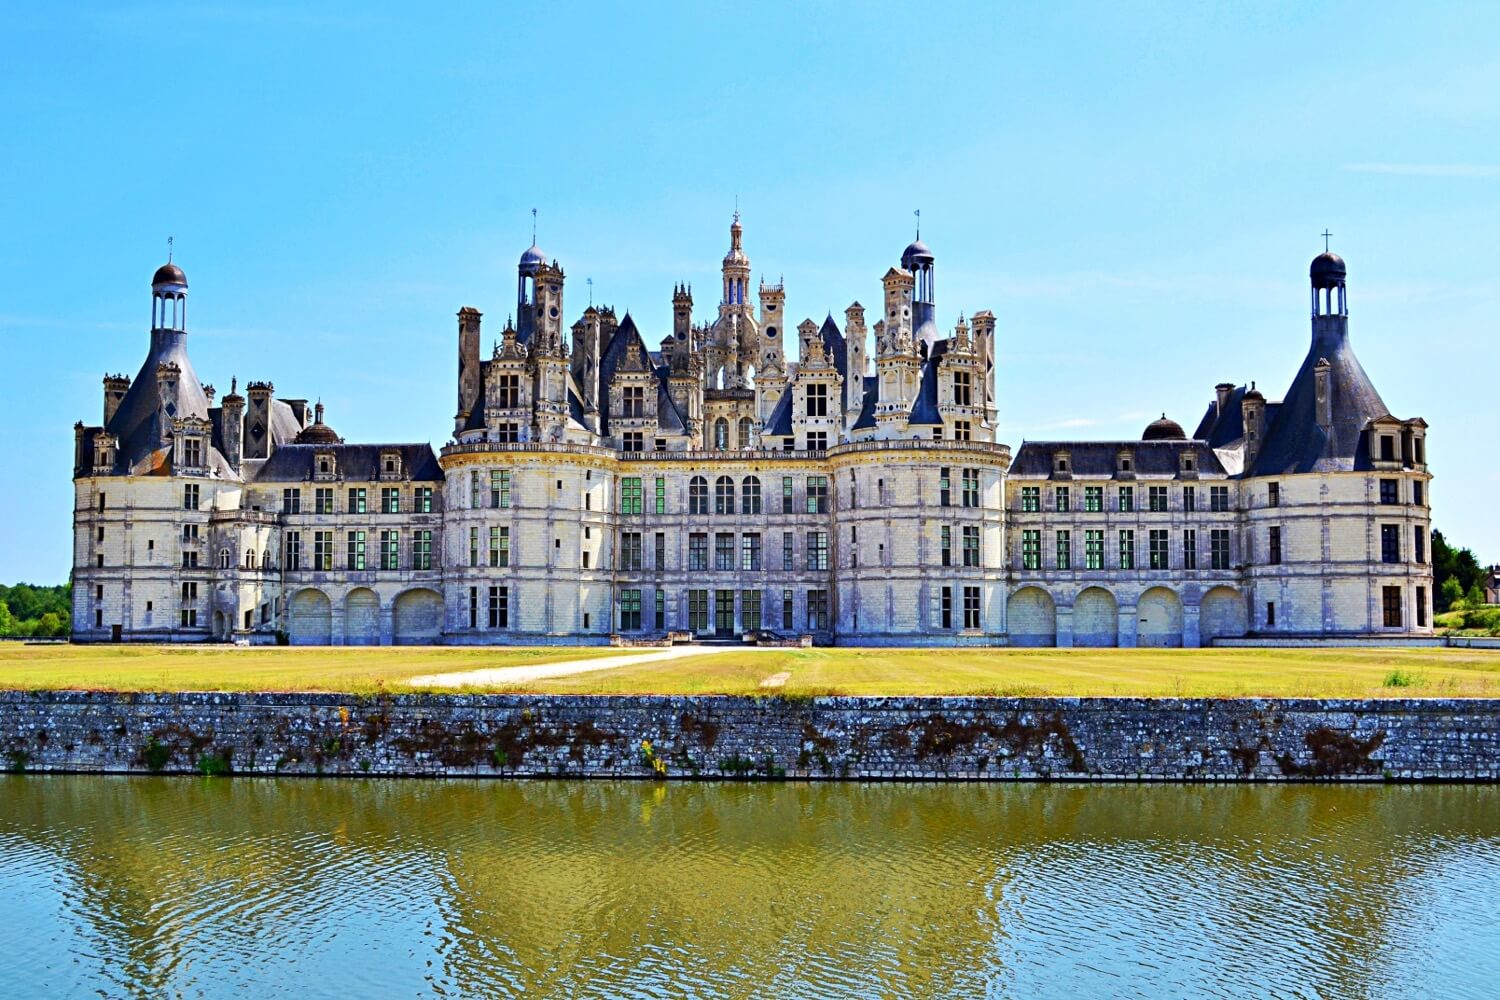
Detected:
[{"left": 1, "top": 691, "right": 1496, "bottom": 782}]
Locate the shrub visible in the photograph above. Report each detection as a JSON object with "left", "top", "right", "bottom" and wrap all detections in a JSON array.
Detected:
[
  {"left": 1383, "top": 670, "right": 1416, "bottom": 688},
  {"left": 196, "top": 750, "right": 232, "bottom": 777},
  {"left": 143, "top": 737, "right": 171, "bottom": 773}
]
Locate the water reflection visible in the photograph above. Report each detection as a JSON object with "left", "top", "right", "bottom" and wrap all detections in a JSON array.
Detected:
[{"left": 1, "top": 777, "right": 1496, "bottom": 998}]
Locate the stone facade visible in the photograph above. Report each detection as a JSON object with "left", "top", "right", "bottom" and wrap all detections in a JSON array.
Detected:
[
  {"left": 3, "top": 691, "right": 1497, "bottom": 782},
  {"left": 71, "top": 225, "right": 1430, "bottom": 645}
]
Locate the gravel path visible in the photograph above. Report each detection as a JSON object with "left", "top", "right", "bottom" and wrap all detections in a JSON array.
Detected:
[{"left": 407, "top": 644, "right": 769, "bottom": 688}]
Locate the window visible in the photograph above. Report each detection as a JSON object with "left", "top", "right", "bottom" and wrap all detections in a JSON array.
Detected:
[
  {"left": 1084, "top": 486, "right": 1103, "bottom": 513},
  {"left": 689, "top": 476, "right": 709, "bottom": 515},
  {"left": 491, "top": 526, "right": 511, "bottom": 567},
  {"left": 715, "top": 533, "right": 735, "bottom": 571},
  {"left": 795, "top": 528, "right": 827, "bottom": 572},
  {"left": 1148, "top": 486, "right": 1168, "bottom": 512},
  {"left": 689, "top": 533, "right": 708, "bottom": 571},
  {"left": 1021, "top": 487, "right": 1040, "bottom": 513},
  {"left": 782, "top": 476, "right": 794, "bottom": 513},
  {"left": 1417, "top": 587, "right": 1427, "bottom": 627},
  {"left": 940, "top": 586, "right": 953, "bottom": 629},
  {"left": 941, "top": 525, "right": 953, "bottom": 567},
  {"left": 782, "top": 532, "right": 794, "bottom": 571},
  {"left": 850, "top": 525, "right": 858, "bottom": 568},
  {"left": 742, "top": 533, "right": 762, "bottom": 571},
  {"left": 655, "top": 589, "right": 666, "bottom": 630},
  {"left": 1184, "top": 529, "right": 1197, "bottom": 569},
  {"left": 1085, "top": 530, "right": 1105, "bottom": 570},
  {"left": 1267, "top": 601, "right": 1276, "bottom": 627},
  {"left": 468, "top": 587, "right": 478, "bottom": 629},
  {"left": 742, "top": 476, "right": 762, "bottom": 514},
  {"left": 742, "top": 591, "right": 761, "bottom": 633},
  {"left": 1381, "top": 524, "right": 1400, "bottom": 563},
  {"left": 963, "top": 586, "right": 981, "bottom": 630},
  {"left": 1118, "top": 486, "right": 1134, "bottom": 512},
  {"left": 782, "top": 589, "right": 794, "bottom": 630},
  {"left": 183, "top": 437, "right": 202, "bottom": 467},
  {"left": 489, "top": 586, "right": 509, "bottom": 628},
  {"left": 1054, "top": 486, "right": 1070, "bottom": 511},
  {"left": 714, "top": 418, "right": 729, "bottom": 450},
  {"left": 1268, "top": 526, "right": 1282, "bottom": 565},
  {"left": 380, "top": 530, "right": 400, "bottom": 570},
  {"left": 1382, "top": 586, "right": 1403, "bottom": 627},
  {"left": 470, "top": 471, "right": 481, "bottom": 508},
  {"left": 1380, "top": 435, "right": 1396, "bottom": 462},
  {"left": 688, "top": 590, "right": 710, "bottom": 632},
  {"left": 469, "top": 527, "right": 479, "bottom": 567},
  {"left": 498, "top": 373, "right": 520, "bottom": 408},
  {"left": 491, "top": 470, "right": 512, "bottom": 508},
  {"left": 348, "top": 488, "right": 366, "bottom": 514},
  {"left": 962, "top": 526, "right": 980, "bottom": 567},
  {"left": 1414, "top": 527, "right": 1426, "bottom": 564},
  {"left": 412, "top": 530, "right": 433, "bottom": 570},
  {"left": 183, "top": 483, "right": 199, "bottom": 510},
  {"left": 807, "top": 590, "right": 829, "bottom": 630},
  {"left": 282, "top": 488, "right": 301, "bottom": 514},
  {"left": 182, "top": 550, "right": 197, "bottom": 568},
  {"left": 381, "top": 487, "right": 401, "bottom": 514},
  {"left": 1210, "top": 529, "right": 1231, "bottom": 570},
  {"left": 806, "top": 431, "right": 828, "bottom": 451},
  {"left": 654, "top": 532, "right": 665, "bottom": 570},
  {"left": 1118, "top": 530, "right": 1135, "bottom": 570},
  {"left": 962, "top": 469, "right": 980, "bottom": 507},
  {"left": 806, "top": 383, "right": 828, "bottom": 417},
  {"left": 655, "top": 477, "right": 667, "bottom": 514},
  {"left": 285, "top": 531, "right": 301, "bottom": 571},
  {"left": 806, "top": 476, "right": 828, "bottom": 514},
  {"left": 183, "top": 523, "right": 199, "bottom": 542},
  {"left": 1149, "top": 530, "right": 1169, "bottom": 570},
  {"left": 97, "top": 492, "right": 106, "bottom": 512},
  {"left": 621, "top": 531, "right": 643, "bottom": 571},
  {"left": 1415, "top": 438, "right": 1425, "bottom": 465},
  {"left": 1268, "top": 482, "right": 1280, "bottom": 508},
  {"left": 620, "top": 477, "right": 643, "bottom": 515},
  {"left": 939, "top": 468, "right": 951, "bottom": 507},
  {"left": 622, "top": 431, "right": 643, "bottom": 452},
  {"left": 953, "top": 370, "right": 971, "bottom": 406},
  {"left": 497, "top": 423, "right": 520, "bottom": 444},
  {"left": 1412, "top": 481, "right": 1424, "bottom": 506},
  {"left": 314, "top": 531, "right": 333, "bottom": 570},
  {"left": 623, "top": 385, "right": 646, "bottom": 418},
  {"left": 347, "top": 530, "right": 366, "bottom": 570},
  {"left": 1021, "top": 530, "right": 1041, "bottom": 570},
  {"left": 315, "top": 488, "right": 334, "bottom": 514},
  {"left": 953, "top": 421, "right": 971, "bottom": 441},
  {"left": 1380, "top": 479, "right": 1398, "bottom": 505},
  {"left": 715, "top": 476, "right": 736, "bottom": 515},
  {"left": 415, "top": 487, "right": 434, "bottom": 513},
  {"left": 619, "top": 589, "right": 642, "bottom": 631},
  {"left": 1055, "top": 530, "right": 1071, "bottom": 570},
  {"left": 1183, "top": 486, "right": 1196, "bottom": 513},
  {"left": 1210, "top": 486, "right": 1230, "bottom": 512}
]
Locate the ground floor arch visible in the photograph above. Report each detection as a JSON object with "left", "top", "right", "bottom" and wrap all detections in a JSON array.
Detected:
[
  {"left": 1007, "top": 587, "right": 1057, "bottom": 647},
  {"left": 1136, "top": 587, "right": 1184, "bottom": 648},
  {"left": 1073, "top": 587, "right": 1118, "bottom": 647},
  {"left": 1200, "top": 586, "right": 1248, "bottom": 643},
  {"left": 344, "top": 588, "right": 380, "bottom": 646},
  {"left": 393, "top": 588, "right": 443, "bottom": 645},
  {"left": 288, "top": 588, "right": 332, "bottom": 645}
]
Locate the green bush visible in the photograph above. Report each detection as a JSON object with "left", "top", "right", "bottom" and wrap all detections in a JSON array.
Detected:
[
  {"left": 196, "top": 751, "right": 232, "bottom": 777},
  {"left": 142, "top": 737, "right": 171, "bottom": 773}
]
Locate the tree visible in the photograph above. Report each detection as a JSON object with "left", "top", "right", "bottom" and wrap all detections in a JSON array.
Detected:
[
  {"left": 35, "top": 612, "right": 63, "bottom": 638},
  {"left": 1440, "top": 577, "right": 1465, "bottom": 612},
  {"left": 1466, "top": 583, "right": 1487, "bottom": 609},
  {"left": 0, "top": 600, "right": 11, "bottom": 636}
]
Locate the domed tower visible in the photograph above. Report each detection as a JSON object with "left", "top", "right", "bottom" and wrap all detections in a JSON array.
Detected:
[
  {"left": 516, "top": 241, "right": 548, "bottom": 344},
  {"left": 1310, "top": 249, "right": 1349, "bottom": 355},
  {"left": 901, "top": 232, "right": 937, "bottom": 350},
  {"left": 721, "top": 212, "right": 751, "bottom": 311},
  {"left": 152, "top": 259, "right": 188, "bottom": 335}
]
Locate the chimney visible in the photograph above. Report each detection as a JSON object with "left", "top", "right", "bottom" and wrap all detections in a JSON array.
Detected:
[
  {"left": 156, "top": 362, "right": 181, "bottom": 431},
  {"left": 1214, "top": 382, "right": 1235, "bottom": 417},
  {"left": 103, "top": 373, "right": 131, "bottom": 425},
  {"left": 456, "top": 307, "right": 482, "bottom": 433},
  {"left": 1314, "top": 358, "right": 1333, "bottom": 432},
  {"left": 221, "top": 377, "right": 245, "bottom": 471}
]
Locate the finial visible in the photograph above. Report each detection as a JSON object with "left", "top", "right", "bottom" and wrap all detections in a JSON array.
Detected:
[
  {"left": 167, "top": 235, "right": 174, "bottom": 262},
  {"left": 1321, "top": 229, "right": 1332, "bottom": 253},
  {"left": 588, "top": 276, "right": 593, "bottom": 307},
  {"left": 734, "top": 194, "right": 739, "bottom": 224},
  {"left": 531, "top": 208, "right": 537, "bottom": 244},
  {"left": 231, "top": 376, "right": 237, "bottom": 393},
  {"left": 914, "top": 209, "right": 921, "bottom": 239}
]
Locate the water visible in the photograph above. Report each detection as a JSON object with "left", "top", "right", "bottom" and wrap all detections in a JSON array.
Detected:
[{"left": 1, "top": 778, "right": 1497, "bottom": 999}]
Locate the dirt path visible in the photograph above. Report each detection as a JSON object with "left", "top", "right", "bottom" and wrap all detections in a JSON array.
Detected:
[{"left": 408, "top": 644, "right": 771, "bottom": 689}]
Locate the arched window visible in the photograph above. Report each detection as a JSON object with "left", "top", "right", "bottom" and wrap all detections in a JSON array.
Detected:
[
  {"left": 715, "top": 476, "right": 735, "bottom": 515},
  {"left": 737, "top": 417, "right": 753, "bottom": 449},
  {"left": 742, "top": 476, "right": 762, "bottom": 515},
  {"left": 219, "top": 549, "right": 231, "bottom": 569},
  {"left": 689, "top": 476, "right": 709, "bottom": 515},
  {"left": 714, "top": 417, "right": 729, "bottom": 450},
  {"left": 262, "top": 550, "right": 271, "bottom": 569}
]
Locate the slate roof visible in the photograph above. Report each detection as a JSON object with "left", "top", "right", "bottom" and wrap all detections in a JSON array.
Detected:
[
  {"left": 907, "top": 339, "right": 949, "bottom": 425},
  {"left": 851, "top": 376, "right": 878, "bottom": 430},
  {"left": 1010, "top": 440, "right": 1227, "bottom": 477},
  {"left": 252, "top": 443, "right": 443, "bottom": 483},
  {"left": 101, "top": 329, "right": 235, "bottom": 478}
]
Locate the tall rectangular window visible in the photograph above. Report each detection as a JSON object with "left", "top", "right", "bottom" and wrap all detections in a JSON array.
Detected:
[
  {"left": 619, "top": 589, "right": 642, "bottom": 631},
  {"left": 1149, "top": 529, "right": 1169, "bottom": 570},
  {"left": 1381, "top": 524, "right": 1400, "bottom": 563},
  {"left": 939, "top": 468, "right": 951, "bottom": 507},
  {"left": 183, "top": 483, "right": 199, "bottom": 510},
  {"left": 782, "top": 589, "right": 794, "bottom": 631},
  {"left": 621, "top": 531, "right": 642, "bottom": 572},
  {"left": 1118, "top": 530, "right": 1135, "bottom": 570},
  {"left": 782, "top": 532, "right": 794, "bottom": 571},
  {"left": 1056, "top": 530, "right": 1071, "bottom": 570},
  {"left": 1268, "top": 526, "right": 1282, "bottom": 565},
  {"left": 1084, "top": 486, "right": 1103, "bottom": 513},
  {"left": 940, "top": 586, "right": 953, "bottom": 629},
  {"left": 963, "top": 586, "right": 981, "bottom": 629},
  {"left": 468, "top": 587, "right": 478, "bottom": 629},
  {"left": 1268, "top": 482, "right": 1280, "bottom": 508},
  {"left": 492, "top": 470, "right": 512, "bottom": 508},
  {"left": 282, "top": 488, "right": 301, "bottom": 514},
  {"left": 654, "top": 532, "right": 666, "bottom": 570},
  {"left": 285, "top": 531, "right": 301, "bottom": 571},
  {"left": 716, "top": 477, "right": 736, "bottom": 515},
  {"left": 622, "top": 385, "right": 646, "bottom": 418},
  {"left": 715, "top": 532, "right": 735, "bottom": 571},
  {"left": 381, "top": 487, "right": 401, "bottom": 514},
  {"left": 314, "top": 531, "right": 333, "bottom": 571},
  {"left": 689, "top": 533, "right": 708, "bottom": 571},
  {"left": 620, "top": 476, "right": 642, "bottom": 514},
  {"left": 1021, "top": 487, "right": 1040, "bottom": 513},
  {"left": 806, "top": 476, "right": 828, "bottom": 514},
  {"left": 806, "top": 383, "right": 828, "bottom": 417},
  {"left": 1183, "top": 486, "right": 1196, "bottom": 513},
  {"left": 469, "top": 527, "right": 479, "bottom": 567},
  {"left": 742, "top": 590, "right": 761, "bottom": 633},
  {"left": 415, "top": 487, "right": 433, "bottom": 513},
  {"left": 489, "top": 526, "right": 505, "bottom": 567},
  {"left": 347, "top": 530, "right": 366, "bottom": 570},
  {"left": 962, "top": 526, "right": 980, "bottom": 567},
  {"left": 470, "top": 472, "right": 481, "bottom": 509},
  {"left": 1383, "top": 586, "right": 1403, "bottom": 628},
  {"left": 941, "top": 525, "right": 952, "bottom": 567},
  {"left": 497, "top": 373, "right": 520, "bottom": 408},
  {"left": 1412, "top": 481, "right": 1423, "bottom": 506},
  {"left": 412, "top": 530, "right": 433, "bottom": 570},
  {"left": 1148, "top": 486, "right": 1168, "bottom": 512},
  {"left": 1210, "top": 486, "right": 1230, "bottom": 512},
  {"left": 348, "top": 488, "right": 366, "bottom": 514},
  {"left": 655, "top": 589, "right": 666, "bottom": 630},
  {"left": 807, "top": 531, "right": 829, "bottom": 571},
  {"left": 1118, "top": 486, "right": 1134, "bottom": 513},
  {"left": 183, "top": 438, "right": 202, "bottom": 467},
  {"left": 688, "top": 590, "right": 709, "bottom": 632},
  {"left": 1417, "top": 586, "right": 1427, "bottom": 627},
  {"left": 654, "top": 477, "right": 667, "bottom": 514},
  {"left": 1021, "top": 530, "right": 1041, "bottom": 570},
  {"left": 807, "top": 590, "right": 829, "bottom": 630},
  {"left": 380, "top": 530, "right": 400, "bottom": 570},
  {"left": 743, "top": 477, "right": 762, "bottom": 514},
  {"left": 782, "top": 477, "right": 794, "bottom": 514},
  {"left": 962, "top": 469, "right": 980, "bottom": 507},
  {"left": 742, "top": 532, "right": 762, "bottom": 571},
  {"left": 1054, "top": 486, "right": 1070, "bottom": 511},
  {"left": 315, "top": 487, "right": 334, "bottom": 514},
  {"left": 1183, "top": 529, "right": 1197, "bottom": 569},
  {"left": 489, "top": 585, "right": 509, "bottom": 628},
  {"left": 1379, "top": 479, "right": 1398, "bottom": 505},
  {"left": 1085, "top": 530, "right": 1105, "bottom": 570},
  {"left": 1414, "top": 527, "right": 1425, "bottom": 564},
  {"left": 1210, "top": 529, "right": 1231, "bottom": 570}
]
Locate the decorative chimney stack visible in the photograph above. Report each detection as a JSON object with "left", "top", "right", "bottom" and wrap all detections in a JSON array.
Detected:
[
  {"left": 103, "top": 373, "right": 131, "bottom": 425},
  {"left": 221, "top": 376, "right": 245, "bottom": 471},
  {"left": 456, "top": 307, "right": 482, "bottom": 433}
]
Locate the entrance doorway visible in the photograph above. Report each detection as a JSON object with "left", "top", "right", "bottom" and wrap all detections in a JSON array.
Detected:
[{"left": 715, "top": 590, "right": 735, "bottom": 637}]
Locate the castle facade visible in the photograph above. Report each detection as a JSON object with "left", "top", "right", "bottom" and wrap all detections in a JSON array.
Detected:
[{"left": 71, "top": 218, "right": 1433, "bottom": 646}]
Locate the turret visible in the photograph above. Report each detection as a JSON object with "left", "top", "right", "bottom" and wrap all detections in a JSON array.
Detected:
[
  {"left": 1242, "top": 381, "right": 1266, "bottom": 468},
  {"left": 1310, "top": 249, "right": 1349, "bottom": 354},
  {"left": 721, "top": 212, "right": 751, "bottom": 310},
  {"left": 673, "top": 283, "right": 693, "bottom": 342},
  {"left": 530, "top": 262, "right": 570, "bottom": 441},
  {"left": 456, "top": 306, "right": 482, "bottom": 432},
  {"left": 516, "top": 240, "right": 548, "bottom": 344}
]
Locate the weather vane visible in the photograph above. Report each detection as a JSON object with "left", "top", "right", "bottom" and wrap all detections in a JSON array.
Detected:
[
  {"left": 531, "top": 208, "right": 537, "bottom": 244},
  {"left": 1321, "top": 229, "right": 1332, "bottom": 252},
  {"left": 587, "top": 277, "right": 593, "bottom": 307},
  {"left": 914, "top": 209, "right": 921, "bottom": 239},
  {"left": 167, "top": 235, "right": 174, "bottom": 262}
]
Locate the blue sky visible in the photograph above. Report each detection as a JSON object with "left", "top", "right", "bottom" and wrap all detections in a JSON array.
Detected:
[{"left": 2, "top": 2, "right": 1497, "bottom": 583}]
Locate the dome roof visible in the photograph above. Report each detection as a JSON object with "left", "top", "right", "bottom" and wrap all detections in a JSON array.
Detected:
[
  {"left": 1143, "top": 414, "right": 1186, "bottom": 441},
  {"left": 519, "top": 244, "right": 548, "bottom": 268},
  {"left": 901, "top": 239, "right": 934, "bottom": 265},
  {"left": 1310, "top": 251, "right": 1346, "bottom": 287},
  {"left": 294, "top": 403, "right": 339, "bottom": 444},
  {"left": 152, "top": 262, "right": 187, "bottom": 287}
]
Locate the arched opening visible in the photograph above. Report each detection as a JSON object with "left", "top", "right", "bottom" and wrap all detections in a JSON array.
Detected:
[
  {"left": 1073, "top": 587, "right": 1118, "bottom": 648},
  {"left": 715, "top": 475, "right": 735, "bottom": 515},
  {"left": 1007, "top": 587, "right": 1057, "bottom": 647},
  {"left": 393, "top": 588, "right": 443, "bottom": 645},
  {"left": 737, "top": 417, "right": 753, "bottom": 449},
  {"left": 212, "top": 610, "right": 227, "bottom": 641},
  {"left": 288, "top": 588, "right": 332, "bottom": 645},
  {"left": 1137, "top": 587, "right": 1183, "bottom": 648},
  {"left": 344, "top": 587, "right": 380, "bottom": 646},
  {"left": 713, "top": 418, "right": 729, "bottom": 450},
  {"left": 741, "top": 475, "right": 762, "bottom": 514},
  {"left": 1200, "top": 586, "right": 1248, "bottom": 644}
]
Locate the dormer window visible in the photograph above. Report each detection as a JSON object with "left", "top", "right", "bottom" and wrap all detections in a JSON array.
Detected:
[
  {"left": 1116, "top": 450, "right": 1135, "bottom": 475},
  {"left": 1380, "top": 435, "right": 1395, "bottom": 462},
  {"left": 314, "top": 450, "right": 338, "bottom": 481},
  {"left": 182, "top": 437, "right": 202, "bottom": 467},
  {"left": 1053, "top": 451, "right": 1071, "bottom": 475},
  {"left": 379, "top": 450, "right": 402, "bottom": 480}
]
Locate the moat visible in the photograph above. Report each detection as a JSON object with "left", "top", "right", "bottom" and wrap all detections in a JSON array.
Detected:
[{"left": 1, "top": 777, "right": 1496, "bottom": 998}]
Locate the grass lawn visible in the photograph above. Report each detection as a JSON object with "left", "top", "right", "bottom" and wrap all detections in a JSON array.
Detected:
[
  {"left": 0, "top": 643, "right": 1497, "bottom": 699},
  {"left": 0, "top": 644, "right": 623, "bottom": 695}
]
